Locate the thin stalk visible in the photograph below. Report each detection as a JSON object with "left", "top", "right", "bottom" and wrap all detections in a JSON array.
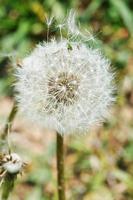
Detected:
[
  {"left": 56, "top": 133, "right": 65, "bottom": 200},
  {"left": 1, "top": 173, "right": 17, "bottom": 200},
  {"left": 1, "top": 103, "right": 17, "bottom": 140}
]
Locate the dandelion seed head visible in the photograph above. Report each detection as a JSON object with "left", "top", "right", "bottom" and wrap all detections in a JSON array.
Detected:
[{"left": 14, "top": 12, "right": 115, "bottom": 135}]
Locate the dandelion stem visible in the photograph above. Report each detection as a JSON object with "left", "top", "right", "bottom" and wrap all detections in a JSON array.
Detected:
[
  {"left": 1, "top": 173, "right": 17, "bottom": 200},
  {"left": 56, "top": 132, "right": 65, "bottom": 200},
  {"left": 1, "top": 102, "right": 17, "bottom": 141}
]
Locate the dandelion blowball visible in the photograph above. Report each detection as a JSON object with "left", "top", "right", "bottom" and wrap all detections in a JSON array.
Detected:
[{"left": 15, "top": 13, "right": 114, "bottom": 135}]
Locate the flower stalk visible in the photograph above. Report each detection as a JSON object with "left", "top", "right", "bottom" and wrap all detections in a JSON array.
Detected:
[
  {"left": 56, "top": 133, "right": 65, "bottom": 200},
  {"left": 0, "top": 104, "right": 18, "bottom": 200},
  {"left": 1, "top": 102, "right": 17, "bottom": 141},
  {"left": 1, "top": 173, "right": 17, "bottom": 200}
]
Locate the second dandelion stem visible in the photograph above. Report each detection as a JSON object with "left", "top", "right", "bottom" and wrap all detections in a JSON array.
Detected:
[
  {"left": 57, "top": 133, "right": 65, "bottom": 200},
  {"left": 1, "top": 173, "right": 17, "bottom": 200},
  {"left": 1, "top": 103, "right": 17, "bottom": 140}
]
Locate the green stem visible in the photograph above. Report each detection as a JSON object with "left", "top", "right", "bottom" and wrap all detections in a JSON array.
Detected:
[
  {"left": 1, "top": 173, "right": 17, "bottom": 200},
  {"left": 1, "top": 103, "right": 17, "bottom": 140},
  {"left": 56, "top": 133, "right": 65, "bottom": 200}
]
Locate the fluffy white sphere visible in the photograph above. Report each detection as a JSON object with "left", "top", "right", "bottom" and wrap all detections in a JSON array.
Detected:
[{"left": 15, "top": 39, "right": 114, "bottom": 135}]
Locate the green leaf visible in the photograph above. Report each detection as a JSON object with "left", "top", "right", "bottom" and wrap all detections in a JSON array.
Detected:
[
  {"left": 110, "top": 0, "right": 133, "bottom": 35},
  {"left": 79, "top": 0, "right": 103, "bottom": 22}
]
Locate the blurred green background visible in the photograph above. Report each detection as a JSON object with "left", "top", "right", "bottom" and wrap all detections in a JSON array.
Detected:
[{"left": 0, "top": 0, "right": 133, "bottom": 200}]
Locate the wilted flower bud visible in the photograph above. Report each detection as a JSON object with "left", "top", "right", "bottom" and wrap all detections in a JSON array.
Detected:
[
  {"left": 2, "top": 153, "right": 23, "bottom": 174},
  {"left": 0, "top": 152, "right": 25, "bottom": 176},
  {"left": 0, "top": 152, "right": 26, "bottom": 200}
]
